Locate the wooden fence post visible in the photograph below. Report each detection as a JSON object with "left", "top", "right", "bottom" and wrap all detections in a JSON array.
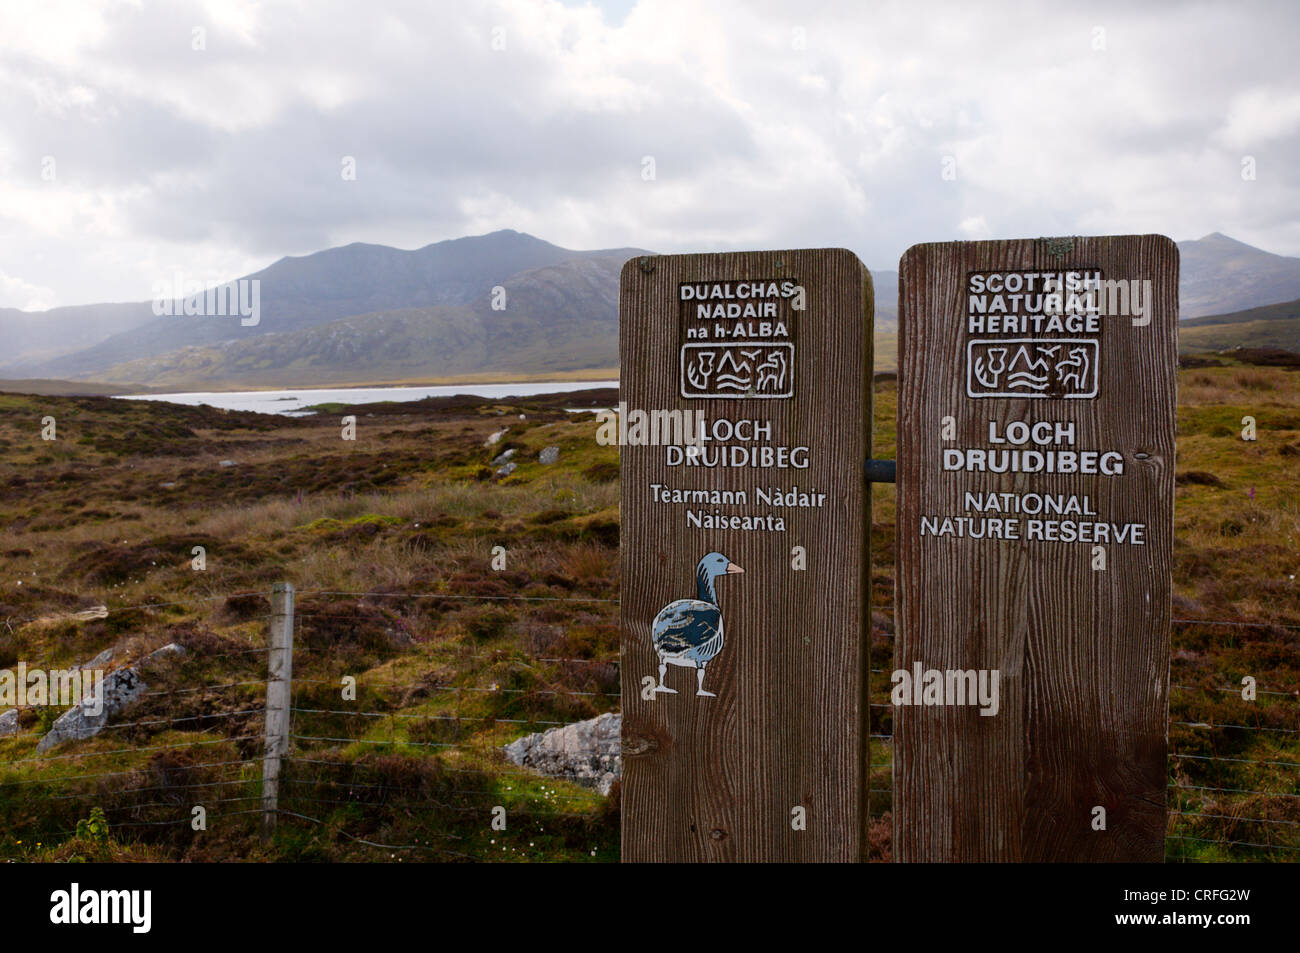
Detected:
[{"left": 262, "top": 581, "right": 294, "bottom": 837}]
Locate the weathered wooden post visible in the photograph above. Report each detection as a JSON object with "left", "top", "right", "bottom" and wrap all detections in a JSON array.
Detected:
[
  {"left": 262, "top": 581, "right": 294, "bottom": 836},
  {"left": 894, "top": 235, "right": 1177, "bottom": 861},
  {"left": 619, "top": 249, "right": 873, "bottom": 862}
]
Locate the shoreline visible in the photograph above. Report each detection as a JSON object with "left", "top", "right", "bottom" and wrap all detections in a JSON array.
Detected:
[
  {"left": 2, "top": 368, "right": 621, "bottom": 398},
  {"left": 128, "top": 367, "right": 623, "bottom": 395}
]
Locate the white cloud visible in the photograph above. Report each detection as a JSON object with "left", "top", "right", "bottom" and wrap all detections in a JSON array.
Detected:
[
  {"left": 1216, "top": 87, "right": 1300, "bottom": 149},
  {"left": 0, "top": 271, "right": 57, "bottom": 311},
  {"left": 0, "top": 0, "right": 1297, "bottom": 308}
]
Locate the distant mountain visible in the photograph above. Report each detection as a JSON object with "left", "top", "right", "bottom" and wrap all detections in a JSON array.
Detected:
[
  {"left": 2, "top": 230, "right": 645, "bottom": 378},
  {"left": 78, "top": 254, "right": 631, "bottom": 389},
  {"left": 0, "top": 301, "right": 159, "bottom": 367},
  {"left": 873, "top": 235, "right": 1299, "bottom": 328},
  {"left": 1177, "top": 233, "right": 1300, "bottom": 318},
  {"left": 1178, "top": 297, "right": 1300, "bottom": 353},
  {"left": 4, "top": 230, "right": 1296, "bottom": 390}
]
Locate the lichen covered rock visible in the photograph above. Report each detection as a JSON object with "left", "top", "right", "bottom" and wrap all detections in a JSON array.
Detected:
[
  {"left": 503, "top": 712, "right": 621, "bottom": 794},
  {"left": 35, "top": 643, "right": 186, "bottom": 753}
]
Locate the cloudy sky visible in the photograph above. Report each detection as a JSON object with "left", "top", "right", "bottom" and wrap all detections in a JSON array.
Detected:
[{"left": 0, "top": 0, "right": 1297, "bottom": 309}]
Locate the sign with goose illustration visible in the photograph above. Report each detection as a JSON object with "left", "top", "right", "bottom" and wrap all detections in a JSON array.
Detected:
[
  {"left": 650, "top": 552, "right": 744, "bottom": 697},
  {"left": 620, "top": 249, "right": 872, "bottom": 862}
]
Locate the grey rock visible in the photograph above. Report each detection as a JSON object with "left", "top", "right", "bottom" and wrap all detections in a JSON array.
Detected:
[
  {"left": 491, "top": 448, "right": 516, "bottom": 466},
  {"left": 495, "top": 462, "right": 518, "bottom": 477},
  {"left": 140, "top": 643, "right": 187, "bottom": 665},
  {"left": 36, "top": 668, "right": 146, "bottom": 753},
  {"left": 503, "top": 712, "right": 622, "bottom": 795},
  {"left": 73, "top": 647, "right": 114, "bottom": 672},
  {"left": 218, "top": 459, "right": 236, "bottom": 467},
  {"left": 485, "top": 428, "right": 509, "bottom": 446},
  {"left": 0, "top": 709, "right": 19, "bottom": 737},
  {"left": 35, "top": 643, "right": 187, "bottom": 753},
  {"left": 539, "top": 445, "right": 560, "bottom": 465}
]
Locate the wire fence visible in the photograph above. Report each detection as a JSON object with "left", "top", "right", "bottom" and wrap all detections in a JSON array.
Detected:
[
  {"left": 1, "top": 586, "right": 1298, "bottom": 861},
  {"left": 865, "top": 613, "right": 1300, "bottom": 862},
  {"left": 273, "top": 586, "right": 619, "bottom": 860},
  {"left": 0, "top": 593, "right": 270, "bottom": 853}
]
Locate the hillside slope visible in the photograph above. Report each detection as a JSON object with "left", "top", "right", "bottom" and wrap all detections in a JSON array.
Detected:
[
  {"left": 5, "top": 231, "right": 646, "bottom": 379},
  {"left": 0, "top": 301, "right": 160, "bottom": 367},
  {"left": 9, "top": 231, "right": 1299, "bottom": 389},
  {"left": 85, "top": 254, "right": 626, "bottom": 388},
  {"left": 1177, "top": 233, "right": 1300, "bottom": 318},
  {"left": 1178, "top": 297, "right": 1300, "bottom": 353}
]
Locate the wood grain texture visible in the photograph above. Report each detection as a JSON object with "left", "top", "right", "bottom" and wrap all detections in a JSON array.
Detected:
[
  {"left": 620, "top": 249, "right": 872, "bottom": 862},
  {"left": 894, "top": 235, "right": 1177, "bottom": 862}
]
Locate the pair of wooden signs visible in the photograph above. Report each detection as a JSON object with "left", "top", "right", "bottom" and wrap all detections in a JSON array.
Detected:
[{"left": 618, "top": 236, "right": 1177, "bottom": 862}]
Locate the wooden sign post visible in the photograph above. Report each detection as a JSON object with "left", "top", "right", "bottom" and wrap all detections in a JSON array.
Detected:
[
  {"left": 619, "top": 249, "right": 872, "bottom": 862},
  {"left": 894, "top": 235, "right": 1178, "bottom": 861}
]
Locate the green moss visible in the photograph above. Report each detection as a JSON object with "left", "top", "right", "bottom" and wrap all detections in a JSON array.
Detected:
[{"left": 300, "top": 514, "right": 406, "bottom": 532}]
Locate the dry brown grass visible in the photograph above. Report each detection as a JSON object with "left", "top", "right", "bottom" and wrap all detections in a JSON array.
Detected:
[{"left": 1180, "top": 365, "right": 1300, "bottom": 409}]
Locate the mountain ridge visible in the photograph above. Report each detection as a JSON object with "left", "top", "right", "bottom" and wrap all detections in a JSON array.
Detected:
[
  {"left": 1178, "top": 232, "right": 1300, "bottom": 318},
  {"left": 1176, "top": 296, "right": 1300, "bottom": 353},
  {"left": 78, "top": 253, "right": 633, "bottom": 389},
  {"left": 0, "top": 230, "right": 649, "bottom": 378},
  {"left": 3, "top": 230, "right": 1297, "bottom": 390}
]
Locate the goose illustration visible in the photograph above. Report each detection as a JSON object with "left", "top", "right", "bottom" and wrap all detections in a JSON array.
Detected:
[{"left": 650, "top": 551, "right": 744, "bottom": 697}]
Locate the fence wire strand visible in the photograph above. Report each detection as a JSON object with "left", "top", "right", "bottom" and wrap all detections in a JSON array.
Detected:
[{"left": 4, "top": 583, "right": 1298, "bottom": 862}]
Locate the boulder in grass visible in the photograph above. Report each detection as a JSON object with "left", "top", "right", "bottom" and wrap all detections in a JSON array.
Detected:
[
  {"left": 139, "top": 643, "right": 187, "bottom": 666},
  {"left": 34, "top": 643, "right": 186, "bottom": 754},
  {"left": 35, "top": 668, "right": 146, "bottom": 753},
  {"left": 0, "top": 709, "right": 19, "bottom": 737},
  {"left": 503, "top": 712, "right": 622, "bottom": 795},
  {"left": 495, "top": 461, "right": 518, "bottom": 478},
  {"left": 485, "top": 428, "right": 509, "bottom": 446},
  {"left": 73, "top": 647, "right": 114, "bottom": 672},
  {"left": 539, "top": 446, "right": 560, "bottom": 465},
  {"left": 491, "top": 448, "right": 516, "bottom": 467}
]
